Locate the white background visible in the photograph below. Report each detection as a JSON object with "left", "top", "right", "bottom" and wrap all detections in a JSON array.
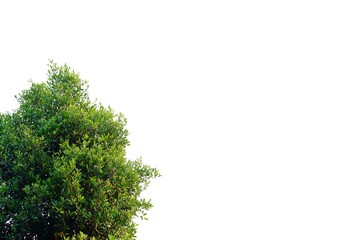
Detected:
[{"left": 1, "top": 1, "right": 360, "bottom": 239}]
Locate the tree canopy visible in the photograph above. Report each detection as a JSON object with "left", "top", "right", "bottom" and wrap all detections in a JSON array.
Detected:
[{"left": 0, "top": 62, "right": 160, "bottom": 239}]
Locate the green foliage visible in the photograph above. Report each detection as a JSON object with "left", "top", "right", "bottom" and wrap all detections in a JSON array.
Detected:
[
  {"left": 0, "top": 62, "right": 160, "bottom": 239},
  {"left": 63, "top": 231, "right": 118, "bottom": 240}
]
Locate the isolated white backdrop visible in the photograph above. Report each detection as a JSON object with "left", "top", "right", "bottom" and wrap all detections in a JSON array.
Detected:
[{"left": 1, "top": 1, "right": 360, "bottom": 239}]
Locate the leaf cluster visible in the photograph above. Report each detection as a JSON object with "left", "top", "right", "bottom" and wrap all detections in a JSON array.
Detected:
[{"left": 0, "top": 62, "right": 159, "bottom": 239}]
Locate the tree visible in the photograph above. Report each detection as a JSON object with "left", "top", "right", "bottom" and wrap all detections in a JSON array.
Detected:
[{"left": 0, "top": 62, "right": 160, "bottom": 239}]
